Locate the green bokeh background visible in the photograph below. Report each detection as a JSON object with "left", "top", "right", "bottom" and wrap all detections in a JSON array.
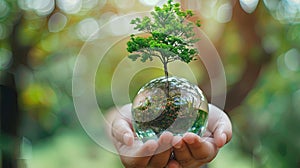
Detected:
[{"left": 1, "top": 0, "right": 300, "bottom": 167}]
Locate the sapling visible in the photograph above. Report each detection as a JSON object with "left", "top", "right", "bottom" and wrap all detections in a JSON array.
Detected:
[
  {"left": 127, "top": 0, "right": 201, "bottom": 97},
  {"left": 127, "top": 0, "right": 208, "bottom": 140}
]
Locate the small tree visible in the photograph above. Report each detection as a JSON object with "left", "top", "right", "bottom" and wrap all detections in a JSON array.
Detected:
[{"left": 127, "top": 0, "right": 201, "bottom": 96}]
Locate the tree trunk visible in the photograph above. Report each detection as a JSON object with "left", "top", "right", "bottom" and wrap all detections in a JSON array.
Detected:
[
  {"left": 0, "top": 71, "right": 20, "bottom": 168},
  {"left": 163, "top": 62, "right": 170, "bottom": 98}
]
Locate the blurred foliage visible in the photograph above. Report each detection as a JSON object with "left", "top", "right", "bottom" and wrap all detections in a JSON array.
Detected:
[
  {"left": 0, "top": 0, "right": 300, "bottom": 168},
  {"left": 25, "top": 129, "right": 122, "bottom": 168}
]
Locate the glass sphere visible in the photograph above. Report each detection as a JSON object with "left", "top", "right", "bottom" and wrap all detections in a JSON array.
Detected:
[{"left": 132, "top": 76, "right": 209, "bottom": 142}]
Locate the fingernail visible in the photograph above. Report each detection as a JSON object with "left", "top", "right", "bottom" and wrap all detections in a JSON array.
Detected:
[
  {"left": 221, "top": 133, "right": 227, "bottom": 143},
  {"left": 161, "top": 131, "right": 172, "bottom": 144},
  {"left": 197, "top": 136, "right": 204, "bottom": 143},
  {"left": 183, "top": 133, "right": 195, "bottom": 144},
  {"left": 173, "top": 136, "right": 182, "bottom": 149},
  {"left": 123, "top": 133, "right": 133, "bottom": 146},
  {"left": 186, "top": 138, "right": 195, "bottom": 145},
  {"left": 174, "top": 141, "right": 182, "bottom": 149},
  {"left": 146, "top": 143, "right": 157, "bottom": 153}
]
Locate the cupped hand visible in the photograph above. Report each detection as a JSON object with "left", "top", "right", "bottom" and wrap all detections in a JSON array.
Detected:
[
  {"left": 171, "top": 104, "right": 232, "bottom": 168},
  {"left": 109, "top": 104, "right": 232, "bottom": 168},
  {"left": 110, "top": 104, "right": 175, "bottom": 168}
]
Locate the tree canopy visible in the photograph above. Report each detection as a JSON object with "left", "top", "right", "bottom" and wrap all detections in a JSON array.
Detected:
[{"left": 127, "top": 0, "right": 201, "bottom": 74}]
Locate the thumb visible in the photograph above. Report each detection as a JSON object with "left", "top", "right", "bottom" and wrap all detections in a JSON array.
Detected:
[
  {"left": 111, "top": 104, "right": 135, "bottom": 146},
  {"left": 208, "top": 104, "right": 232, "bottom": 148},
  {"left": 112, "top": 118, "right": 135, "bottom": 146}
]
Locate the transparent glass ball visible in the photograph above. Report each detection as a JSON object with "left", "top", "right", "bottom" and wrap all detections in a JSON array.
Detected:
[{"left": 132, "top": 76, "right": 209, "bottom": 142}]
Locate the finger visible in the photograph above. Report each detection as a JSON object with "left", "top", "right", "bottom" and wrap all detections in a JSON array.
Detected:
[
  {"left": 112, "top": 118, "right": 134, "bottom": 146},
  {"left": 148, "top": 132, "right": 173, "bottom": 168},
  {"left": 120, "top": 140, "right": 159, "bottom": 167},
  {"left": 117, "top": 103, "right": 133, "bottom": 121},
  {"left": 172, "top": 135, "right": 194, "bottom": 167},
  {"left": 167, "top": 159, "right": 181, "bottom": 168},
  {"left": 183, "top": 133, "right": 218, "bottom": 163},
  {"left": 213, "top": 123, "right": 232, "bottom": 148},
  {"left": 207, "top": 104, "right": 232, "bottom": 148}
]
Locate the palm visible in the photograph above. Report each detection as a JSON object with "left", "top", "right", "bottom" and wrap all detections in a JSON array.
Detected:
[{"left": 110, "top": 103, "right": 232, "bottom": 168}]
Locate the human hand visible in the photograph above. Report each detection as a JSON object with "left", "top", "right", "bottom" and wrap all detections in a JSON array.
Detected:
[
  {"left": 169, "top": 104, "right": 232, "bottom": 168},
  {"left": 110, "top": 104, "right": 232, "bottom": 168},
  {"left": 110, "top": 104, "right": 175, "bottom": 168}
]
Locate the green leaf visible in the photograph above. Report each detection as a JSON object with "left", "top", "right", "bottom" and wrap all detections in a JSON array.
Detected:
[
  {"left": 141, "top": 52, "right": 152, "bottom": 62},
  {"left": 127, "top": 0, "right": 201, "bottom": 71},
  {"left": 128, "top": 54, "right": 141, "bottom": 61},
  {"left": 196, "top": 20, "right": 201, "bottom": 27}
]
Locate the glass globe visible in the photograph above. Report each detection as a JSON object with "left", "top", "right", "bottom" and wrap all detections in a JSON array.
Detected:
[{"left": 132, "top": 76, "right": 209, "bottom": 142}]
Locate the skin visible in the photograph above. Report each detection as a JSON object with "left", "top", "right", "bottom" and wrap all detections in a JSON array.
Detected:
[{"left": 109, "top": 104, "right": 232, "bottom": 168}]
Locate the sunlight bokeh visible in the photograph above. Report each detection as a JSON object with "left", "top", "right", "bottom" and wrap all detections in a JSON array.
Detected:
[{"left": 0, "top": 0, "right": 299, "bottom": 167}]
